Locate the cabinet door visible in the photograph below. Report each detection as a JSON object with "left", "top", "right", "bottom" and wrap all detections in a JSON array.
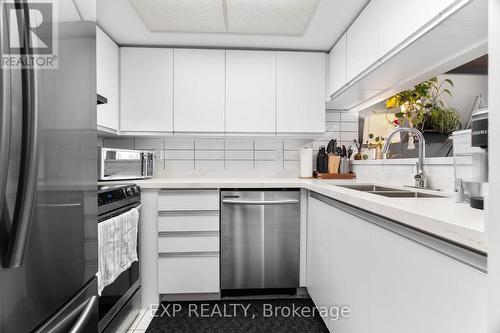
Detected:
[
  {"left": 174, "top": 49, "right": 225, "bottom": 132},
  {"left": 309, "top": 196, "right": 486, "bottom": 333},
  {"left": 276, "top": 52, "right": 326, "bottom": 133},
  {"left": 345, "top": 1, "right": 381, "bottom": 82},
  {"left": 96, "top": 27, "right": 119, "bottom": 131},
  {"left": 378, "top": 0, "right": 456, "bottom": 57},
  {"left": 226, "top": 50, "right": 276, "bottom": 133},
  {"left": 328, "top": 33, "right": 347, "bottom": 97},
  {"left": 306, "top": 197, "right": 332, "bottom": 324},
  {"left": 120, "top": 48, "right": 174, "bottom": 132}
]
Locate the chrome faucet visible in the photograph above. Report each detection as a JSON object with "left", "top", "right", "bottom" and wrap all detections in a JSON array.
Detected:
[{"left": 382, "top": 127, "right": 426, "bottom": 188}]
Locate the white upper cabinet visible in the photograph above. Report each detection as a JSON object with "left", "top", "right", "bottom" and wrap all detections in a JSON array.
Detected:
[
  {"left": 276, "top": 52, "right": 326, "bottom": 133},
  {"left": 345, "top": 1, "right": 381, "bottom": 82},
  {"left": 120, "top": 48, "right": 174, "bottom": 132},
  {"left": 173, "top": 49, "right": 226, "bottom": 132},
  {"left": 225, "top": 50, "right": 276, "bottom": 133},
  {"left": 96, "top": 27, "right": 119, "bottom": 131},
  {"left": 378, "top": 0, "right": 456, "bottom": 57},
  {"left": 328, "top": 33, "right": 347, "bottom": 98}
]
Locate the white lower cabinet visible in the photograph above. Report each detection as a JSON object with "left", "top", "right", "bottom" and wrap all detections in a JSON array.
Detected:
[
  {"left": 157, "top": 190, "right": 220, "bottom": 295},
  {"left": 158, "top": 255, "right": 220, "bottom": 294},
  {"left": 307, "top": 194, "right": 486, "bottom": 333}
]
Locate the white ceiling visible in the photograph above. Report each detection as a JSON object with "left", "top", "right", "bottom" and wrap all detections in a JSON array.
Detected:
[{"left": 97, "top": 0, "right": 369, "bottom": 51}]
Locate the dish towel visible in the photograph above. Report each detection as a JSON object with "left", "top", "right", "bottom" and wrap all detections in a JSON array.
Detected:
[{"left": 97, "top": 206, "right": 140, "bottom": 295}]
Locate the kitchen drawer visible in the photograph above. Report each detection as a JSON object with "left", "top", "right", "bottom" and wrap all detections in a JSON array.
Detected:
[
  {"left": 158, "top": 190, "right": 219, "bottom": 211},
  {"left": 158, "top": 254, "right": 220, "bottom": 294},
  {"left": 158, "top": 211, "right": 219, "bottom": 232},
  {"left": 158, "top": 232, "right": 219, "bottom": 253}
]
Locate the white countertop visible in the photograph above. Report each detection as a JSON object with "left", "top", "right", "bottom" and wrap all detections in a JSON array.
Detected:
[{"left": 99, "top": 177, "right": 486, "bottom": 253}]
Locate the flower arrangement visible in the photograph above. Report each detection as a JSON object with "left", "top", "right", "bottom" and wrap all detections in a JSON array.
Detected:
[{"left": 385, "top": 77, "right": 461, "bottom": 134}]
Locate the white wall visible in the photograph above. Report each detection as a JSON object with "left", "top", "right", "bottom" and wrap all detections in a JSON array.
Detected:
[{"left": 438, "top": 73, "right": 488, "bottom": 127}]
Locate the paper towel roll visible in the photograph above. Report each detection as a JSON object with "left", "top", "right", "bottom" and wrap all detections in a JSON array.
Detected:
[{"left": 300, "top": 147, "right": 313, "bottom": 178}]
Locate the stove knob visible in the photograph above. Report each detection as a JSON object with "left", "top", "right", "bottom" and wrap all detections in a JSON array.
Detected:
[{"left": 126, "top": 188, "right": 134, "bottom": 196}]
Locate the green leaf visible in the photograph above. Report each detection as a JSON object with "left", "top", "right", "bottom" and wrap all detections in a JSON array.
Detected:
[
  {"left": 444, "top": 79, "right": 454, "bottom": 88},
  {"left": 443, "top": 89, "right": 452, "bottom": 97}
]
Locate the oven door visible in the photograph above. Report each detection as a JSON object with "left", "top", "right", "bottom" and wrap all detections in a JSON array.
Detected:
[{"left": 97, "top": 205, "right": 141, "bottom": 332}]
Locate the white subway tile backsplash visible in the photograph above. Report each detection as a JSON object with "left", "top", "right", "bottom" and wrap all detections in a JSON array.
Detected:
[
  {"left": 103, "top": 138, "right": 134, "bottom": 149},
  {"left": 255, "top": 160, "right": 282, "bottom": 171},
  {"left": 341, "top": 132, "right": 358, "bottom": 142},
  {"left": 224, "top": 139, "right": 253, "bottom": 150},
  {"left": 134, "top": 138, "right": 164, "bottom": 150},
  {"left": 254, "top": 140, "right": 282, "bottom": 150},
  {"left": 284, "top": 140, "right": 312, "bottom": 150},
  {"left": 340, "top": 122, "right": 358, "bottom": 132},
  {"left": 225, "top": 160, "right": 253, "bottom": 170},
  {"left": 325, "top": 112, "right": 341, "bottom": 122},
  {"left": 255, "top": 150, "right": 281, "bottom": 161},
  {"left": 225, "top": 150, "right": 253, "bottom": 160},
  {"left": 284, "top": 150, "right": 300, "bottom": 161},
  {"left": 164, "top": 150, "right": 194, "bottom": 160},
  {"left": 195, "top": 139, "right": 224, "bottom": 150},
  {"left": 284, "top": 160, "right": 300, "bottom": 171},
  {"left": 165, "top": 139, "right": 194, "bottom": 150},
  {"left": 165, "top": 160, "right": 194, "bottom": 171},
  {"left": 340, "top": 112, "right": 359, "bottom": 123},
  {"left": 101, "top": 107, "right": 359, "bottom": 175},
  {"left": 325, "top": 122, "right": 341, "bottom": 132},
  {"left": 195, "top": 150, "right": 224, "bottom": 160},
  {"left": 195, "top": 160, "right": 224, "bottom": 171}
]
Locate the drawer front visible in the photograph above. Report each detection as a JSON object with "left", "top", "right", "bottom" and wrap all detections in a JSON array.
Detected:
[
  {"left": 158, "top": 254, "right": 220, "bottom": 294},
  {"left": 158, "top": 211, "right": 219, "bottom": 232},
  {"left": 158, "top": 190, "right": 219, "bottom": 211},
  {"left": 158, "top": 233, "right": 219, "bottom": 253}
]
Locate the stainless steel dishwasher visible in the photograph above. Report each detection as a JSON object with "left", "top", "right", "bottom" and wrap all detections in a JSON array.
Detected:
[{"left": 221, "top": 189, "right": 300, "bottom": 292}]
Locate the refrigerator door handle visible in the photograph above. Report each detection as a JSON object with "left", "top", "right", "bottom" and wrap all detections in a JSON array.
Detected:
[
  {"left": 0, "top": 0, "right": 12, "bottom": 238},
  {"left": 3, "top": 0, "right": 39, "bottom": 268},
  {"left": 68, "top": 296, "right": 98, "bottom": 333}
]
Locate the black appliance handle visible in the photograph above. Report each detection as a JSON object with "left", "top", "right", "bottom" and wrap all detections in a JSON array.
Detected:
[
  {"left": 4, "top": 0, "right": 39, "bottom": 268},
  {"left": 68, "top": 296, "right": 98, "bottom": 333}
]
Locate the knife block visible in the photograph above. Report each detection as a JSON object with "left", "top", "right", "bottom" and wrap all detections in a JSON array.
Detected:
[{"left": 328, "top": 155, "right": 341, "bottom": 174}]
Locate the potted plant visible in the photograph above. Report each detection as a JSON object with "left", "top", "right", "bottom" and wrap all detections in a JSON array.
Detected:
[
  {"left": 385, "top": 77, "right": 461, "bottom": 156},
  {"left": 386, "top": 77, "right": 461, "bottom": 134}
]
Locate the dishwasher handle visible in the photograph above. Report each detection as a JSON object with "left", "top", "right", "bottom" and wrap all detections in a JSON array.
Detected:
[{"left": 222, "top": 199, "right": 299, "bottom": 205}]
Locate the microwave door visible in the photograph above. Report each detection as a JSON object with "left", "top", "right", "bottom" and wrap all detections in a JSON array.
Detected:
[{"left": 102, "top": 150, "right": 143, "bottom": 180}]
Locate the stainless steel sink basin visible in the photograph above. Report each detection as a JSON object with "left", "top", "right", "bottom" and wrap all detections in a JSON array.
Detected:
[
  {"left": 336, "top": 184, "right": 446, "bottom": 198},
  {"left": 369, "top": 191, "right": 445, "bottom": 198},
  {"left": 336, "top": 184, "right": 400, "bottom": 192}
]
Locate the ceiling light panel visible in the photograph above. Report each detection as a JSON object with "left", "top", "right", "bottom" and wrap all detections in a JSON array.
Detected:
[
  {"left": 129, "top": 0, "right": 226, "bottom": 33},
  {"left": 225, "top": 0, "right": 320, "bottom": 35}
]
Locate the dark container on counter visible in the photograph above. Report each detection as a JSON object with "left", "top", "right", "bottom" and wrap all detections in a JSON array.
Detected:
[{"left": 316, "top": 146, "right": 328, "bottom": 173}]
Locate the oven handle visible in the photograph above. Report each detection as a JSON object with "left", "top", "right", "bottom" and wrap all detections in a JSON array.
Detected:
[
  {"left": 98, "top": 204, "right": 142, "bottom": 222},
  {"left": 222, "top": 199, "right": 299, "bottom": 205}
]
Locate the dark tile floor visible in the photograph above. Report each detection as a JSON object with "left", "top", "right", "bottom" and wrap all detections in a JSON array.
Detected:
[{"left": 145, "top": 298, "right": 329, "bottom": 333}]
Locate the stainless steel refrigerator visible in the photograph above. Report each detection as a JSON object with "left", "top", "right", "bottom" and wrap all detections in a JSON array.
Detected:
[{"left": 0, "top": 1, "right": 98, "bottom": 332}]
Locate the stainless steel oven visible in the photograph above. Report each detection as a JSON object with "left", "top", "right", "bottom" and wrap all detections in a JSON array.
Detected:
[
  {"left": 99, "top": 148, "right": 155, "bottom": 181},
  {"left": 97, "top": 185, "right": 142, "bottom": 332},
  {"left": 221, "top": 189, "right": 300, "bottom": 292}
]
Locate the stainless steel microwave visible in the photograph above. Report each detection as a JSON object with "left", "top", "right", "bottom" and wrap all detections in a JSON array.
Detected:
[{"left": 99, "top": 148, "right": 155, "bottom": 181}]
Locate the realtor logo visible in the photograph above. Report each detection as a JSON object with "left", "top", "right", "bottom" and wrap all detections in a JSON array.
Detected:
[{"left": 1, "top": 0, "right": 58, "bottom": 68}]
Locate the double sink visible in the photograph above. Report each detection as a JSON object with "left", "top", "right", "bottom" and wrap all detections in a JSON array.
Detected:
[{"left": 335, "top": 184, "right": 446, "bottom": 198}]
